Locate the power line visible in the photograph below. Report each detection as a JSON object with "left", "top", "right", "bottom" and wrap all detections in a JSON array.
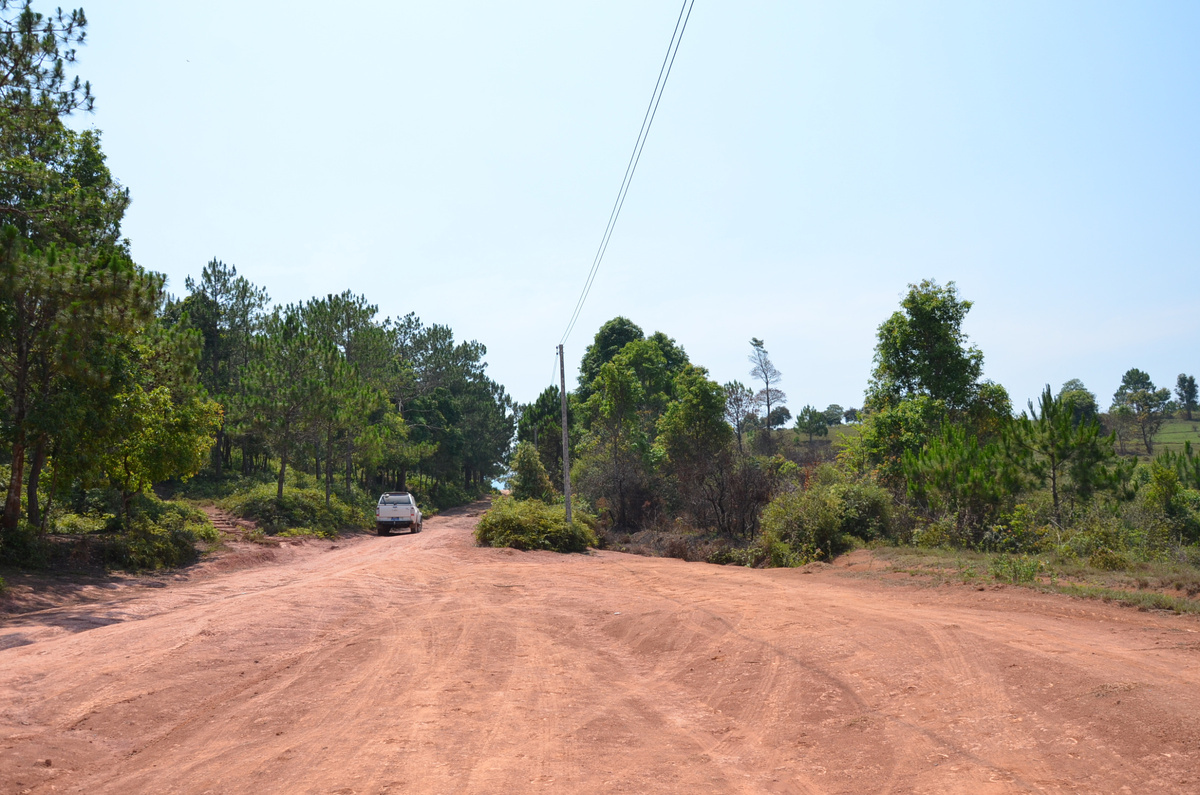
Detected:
[
  {"left": 558, "top": 0, "right": 697, "bottom": 347},
  {"left": 548, "top": 346, "right": 560, "bottom": 391}
]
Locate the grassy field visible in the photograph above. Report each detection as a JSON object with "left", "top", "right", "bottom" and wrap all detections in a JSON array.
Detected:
[
  {"left": 779, "top": 416, "right": 1199, "bottom": 460},
  {"left": 1152, "top": 417, "right": 1200, "bottom": 454},
  {"left": 868, "top": 544, "right": 1200, "bottom": 614}
]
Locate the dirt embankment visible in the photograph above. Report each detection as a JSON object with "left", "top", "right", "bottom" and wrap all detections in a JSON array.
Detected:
[{"left": 2, "top": 504, "right": 1199, "bottom": 794}]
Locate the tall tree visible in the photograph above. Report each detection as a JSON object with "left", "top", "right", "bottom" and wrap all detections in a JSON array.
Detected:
[
  {"left": 1176, "top": 374, "right": 1197, "bottom": 421},
  {"left": 866, "top": 279, "right": 983, "bottom": 411},
  {"left": 243, "top": 306, "right": 320, "bottom": 499},
  {"left": 0, "top": 2, "right": 151, "bottom": 537},
  {"left": 1008, "top": 385, "right": 1114, "bottom": 526},
  {"left": 795, "top": 405, "right": 829, "bottom": 443},
  {"left": 1057, "top": 378, "right": 1099, "bottom": 427},
  {"left": 0, "top": 242, "right": 159, "bottom": 534},
  {"left": 516, "top": 385, "right": 570, "bottom": 478},
  {"left": 903, "top": 424, "right": 1018, "bottom": 537},
  {"left": 1111, "top": 368, "right": 1171, "bottom": 454},
  {"left": 723, "top": 381, "right": 756, "bottom": 453},
  {"left": 171, "top": 259, "right": 269, "bottom": 474},
  {"left": 748, "top": 338, "right": 785, "bottom": 445},
  {"left": 655, "top": 365, "right": 737, "bottom": 532},
  {"left": 0, "top": 2, "right": 92, "bottom": 116},
  {"left": 509, "top": 440, "right": 555, "bottom": 502},
  {"left": 577, "top": 316, "right": 643, "bottom": 399},
  {"left": 100, "top": 325, "right": 221, "bottom": 521},
  {"left": 576, "top": 358, "right": 649, "bottom": 528},
  {"left": 2, "top": 4, "right": 124, "bottom": 251}
]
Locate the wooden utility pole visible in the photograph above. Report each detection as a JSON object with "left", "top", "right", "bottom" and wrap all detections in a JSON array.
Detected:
[{"left": 557, "top": 344, "right": 572, "bottom": 523}]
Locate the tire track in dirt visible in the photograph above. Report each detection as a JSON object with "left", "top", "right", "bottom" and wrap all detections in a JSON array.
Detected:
[{"left": 3, "top": 504, "right": 1200, "bottom": 793}]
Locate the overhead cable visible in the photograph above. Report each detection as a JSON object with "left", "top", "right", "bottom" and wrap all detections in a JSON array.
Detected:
[{"left": 558, "top": 0, "right": 696, "bottom": 346}]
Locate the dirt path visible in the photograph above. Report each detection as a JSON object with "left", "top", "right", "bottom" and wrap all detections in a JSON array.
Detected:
[{"left": 2, "top": 505, "right": 1199, "bottom": 794}]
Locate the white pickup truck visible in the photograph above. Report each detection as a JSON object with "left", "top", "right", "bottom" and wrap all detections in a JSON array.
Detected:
[{"left": 375, "top": 492, "right": 423, "bottom": 535}]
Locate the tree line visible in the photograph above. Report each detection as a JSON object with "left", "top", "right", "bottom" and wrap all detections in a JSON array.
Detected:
[
  {"left": 0, "top": 4, "right": 512, "bottom": 560},
  {"left": 168, "top": 261, "right": 513, "bottom": 506},
  {"left": 511, "top": 279, "right": 1198, "bottom": 568},
  {"left": 515, "top": 317, "right": 779, "bottom": 539}
]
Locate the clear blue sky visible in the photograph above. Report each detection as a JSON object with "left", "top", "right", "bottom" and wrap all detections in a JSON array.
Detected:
[{"left": 76, "top": 1, "right": 1199, "bottom": 411}]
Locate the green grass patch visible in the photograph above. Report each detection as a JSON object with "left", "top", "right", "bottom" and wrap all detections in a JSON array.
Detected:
[
  {"left": 1153, "top": 418, "right": 1200, "bottom": 455},
  {"left": 989, "top": 554, "right": 1042, "bottom": 584},
  {"left": 1045, "top": 582, "right": 1200, "bottom": 614},
  {"left": 863, "top": 543, "right": 1200, "bottom": 613}
]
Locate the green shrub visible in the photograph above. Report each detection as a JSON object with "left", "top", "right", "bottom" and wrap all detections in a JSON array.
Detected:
[
  {"left": 759, "top": 486, "right": 846, "bottom": 561},
  {"left": 475, "top": 497, "right": 597, "bottom": 553},
  {"left": 52, "top": 513, "right": 110, "bottom": 535},
  {"left": 220, "top": 485, "right": 367, "bottom": 535},
  {"left": 759, "top": 527, "right": 812, "bottom": 567},
  {"left": 509, "top": 441, "right": 557, "bottom": 502},
  {"left": 112, "top": 516, "right": 199, "bottom": 570},
  {"left": 103, "top": 497, "right": 216, "bottom": 569},
  {"left": 990, "top": 554, "right": 1041, "bottom": 584},
  {"left": 0, "top": 520, "right": 51, "bottom": 567},
  {"left": 1088, "top": 548, "right": 1130, "bottom": 571},
  {"left": 163, "top": 469, "right": 278, "bottom": 501},
  {"left": 913, "top": 516, "right": 957, "bottom": 549},
  {"left": 711, "top": 545, "right": 767, "bottom": 567},
  {"left": 833, "top": 480, "right": 894, "bottom": 541},
  {"left": 0, "top": 493, "right": 214, "bottom": 570},
  {"left": 982, "top": 502, "right": 1051, "bottom": 553}
]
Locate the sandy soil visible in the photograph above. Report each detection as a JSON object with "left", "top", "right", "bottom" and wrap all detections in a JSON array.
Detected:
[{"left": 2, "top": 504, "right": 1199, "bottom": 794}]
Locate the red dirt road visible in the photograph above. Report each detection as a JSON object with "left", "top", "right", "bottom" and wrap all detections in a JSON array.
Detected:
[{"left": 2, "top": 504, "right": 1200, "bottom": 794}]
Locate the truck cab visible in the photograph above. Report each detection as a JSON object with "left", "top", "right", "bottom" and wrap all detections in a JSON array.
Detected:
[{"left": 376, "top": 492, "right": 423, "bottom": 535}]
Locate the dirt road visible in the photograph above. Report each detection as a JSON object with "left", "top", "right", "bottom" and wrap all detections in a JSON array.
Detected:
[{"left": 2, "top": 505, "right": 1199, "bottom": 794}]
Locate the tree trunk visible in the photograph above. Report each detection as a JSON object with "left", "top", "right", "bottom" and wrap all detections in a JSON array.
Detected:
[
  {"left": 277, "top": 449, "right": 288, "bottom": 500},
  {"left": 40, "top": 452, "right": 61, "bottom": 534},
  {"left": 324, "top": 437, "right": 333, "bottom": 507},
  {"left": 1049, "top": 460, "right": 1060, "bottom": 528},
  {"left": 213, "top": 426, "right": 224, "bottom": 476},
  {"left": 26, "top": 435, "right": 46, "bottom": 527},
  {"left": 4, "top": 433, "right": 26, "bottom": 534},
  {"left": 765, "top": 392, "right": 772, "bottom": 446},
  {"left": 2, "top": 344, "right": 29, "bottom": 534}
]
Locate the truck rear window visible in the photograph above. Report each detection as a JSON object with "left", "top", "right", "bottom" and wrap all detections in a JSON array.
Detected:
[{"left": 380, "top": 495, "right": 412, "bottom": 505}]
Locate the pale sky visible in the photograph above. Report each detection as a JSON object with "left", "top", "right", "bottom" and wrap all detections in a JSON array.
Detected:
[{"left": 74, "top": 1, "right": 1199, "bottom": 412}]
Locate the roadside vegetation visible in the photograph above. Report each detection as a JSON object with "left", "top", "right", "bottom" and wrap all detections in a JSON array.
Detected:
[
  {"left": 475, "top": 498, "right": 597, "bottom": 553},
  {"left": 4, "top": 3, "right": 1198, "bottom": 609},
  {"left": 492, "top": 280, "right": 1200, "bottom": 614},
  {"left": 0, "top": 5, "right": 510, "bottom": 572}
]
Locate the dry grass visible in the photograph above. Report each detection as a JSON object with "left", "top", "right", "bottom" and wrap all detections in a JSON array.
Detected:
[{"left": 865, "top": 545, "right": 1200, "bottom": 614}]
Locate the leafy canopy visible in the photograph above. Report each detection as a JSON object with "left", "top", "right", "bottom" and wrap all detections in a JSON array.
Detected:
[{"left": 867, "top": 279, "right": 983, "bottom": 411}]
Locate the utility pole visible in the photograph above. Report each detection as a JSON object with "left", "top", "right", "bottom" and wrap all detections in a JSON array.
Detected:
[{"left": 557, "top": 344, "right": 572, "bottom": 523}]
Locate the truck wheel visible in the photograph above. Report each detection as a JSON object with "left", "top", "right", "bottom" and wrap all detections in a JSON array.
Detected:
[
  {"left": 413, "top": 522, "right": 422, "bottom": 533},
  {"left": 377, "top": 524, "right": 391, "bottom": 536}
]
